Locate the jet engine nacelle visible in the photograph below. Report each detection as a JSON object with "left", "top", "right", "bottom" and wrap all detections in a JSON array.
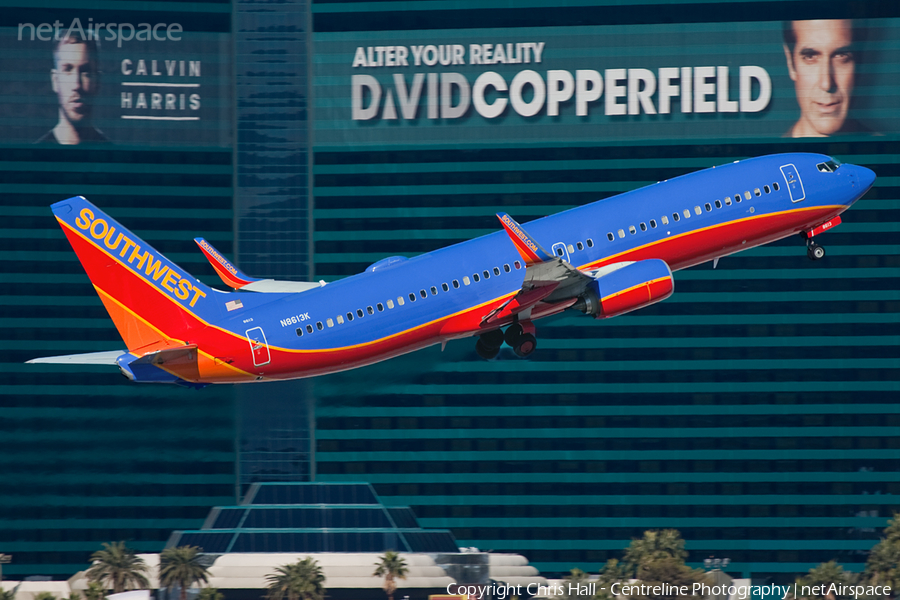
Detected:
[{"left": 573, "top": 259, "right": 674, "bottom": 319}]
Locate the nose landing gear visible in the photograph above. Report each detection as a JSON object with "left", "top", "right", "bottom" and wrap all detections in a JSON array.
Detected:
[
  {"left": 475, "top": 320, "right": 537, "bottom": 360},
  {"left": 807, "top": 240, "right": 825, "bottom": 261},
  {"left": 801, "top": 224, "right": 835, "bottom": 261}
]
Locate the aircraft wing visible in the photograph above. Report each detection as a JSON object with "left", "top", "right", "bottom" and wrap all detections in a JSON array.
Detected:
[
  {"left": 195, "top": 238, "right": 326, "bottom": 293},
  {"left": 485, "top": 214, "right": 595, "bottom": 324},
  {"left": 26, "top": 350, "right": 125, "bottom": 365}
]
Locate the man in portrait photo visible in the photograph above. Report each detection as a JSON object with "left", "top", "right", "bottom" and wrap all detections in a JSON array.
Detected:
[
  {"left": 37, "top": 34, "right": 109, "bottom": 144},
  {"left": 783, "top": 19, "right": 868, "bottom": 137}
]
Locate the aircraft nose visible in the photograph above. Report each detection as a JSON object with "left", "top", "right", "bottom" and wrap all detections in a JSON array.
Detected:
[{"left": 857, "top": 165, "right": 876, "bottom": 191}]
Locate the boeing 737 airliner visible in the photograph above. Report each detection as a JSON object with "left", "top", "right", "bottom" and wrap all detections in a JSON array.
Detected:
[{"left": 28, "top": 153, "right": 875, "bottom": 386}]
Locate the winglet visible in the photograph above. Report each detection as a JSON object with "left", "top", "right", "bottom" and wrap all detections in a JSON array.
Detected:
[
  {"left": 194, "top": 238, "right": 260, "bottom": 289},
  {"left": 496, "top": 213, "right": 554, "bottom": 266}
]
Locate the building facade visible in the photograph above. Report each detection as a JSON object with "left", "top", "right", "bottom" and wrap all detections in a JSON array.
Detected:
[{"left": 310, "top": 0, "right": 900, "bottom": 580}]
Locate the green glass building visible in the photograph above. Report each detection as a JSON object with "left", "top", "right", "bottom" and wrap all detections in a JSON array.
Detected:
[
  {"left": 309, "top": 0, "right": 900, "bottom": 580},
  {"left": 0, "top": 0, "right": 311, "bottom": 578}
]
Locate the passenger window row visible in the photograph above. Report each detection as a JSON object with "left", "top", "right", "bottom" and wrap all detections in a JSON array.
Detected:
[
  {"left": 554, "top": 238, "right": 595, "bottom": 257},
  {"left": 294, "top": 175, "right": 781, "bottom": 339},
  {"left": 295, "top": 260, "right": 524, "bottom": 337},
  {"left": 604, "top": 181, "right": 782, "bottom": 242}
]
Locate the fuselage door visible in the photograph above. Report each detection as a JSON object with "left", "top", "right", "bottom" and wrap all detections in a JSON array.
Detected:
[
  {"left": 245, "top": 326, "right": 271, "bottom": 367},
  {"left": 780, "top": 164, "right": 806, "bottom": 203},
  {"left": 550, "top": 242, "right": 570, "bottom": 262}
]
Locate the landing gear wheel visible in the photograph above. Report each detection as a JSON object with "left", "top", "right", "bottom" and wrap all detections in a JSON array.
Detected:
[
  {"left": 504, "top": 322, "right": 537, "bottom": 358},
  {"left": 504, "top": 323, "right": 524, "bottom": 347},
  {"left": 513, "top": 333, "right": 537, "bottom": 358},
  {"left": 480, "top": 328, "right": 505, "bottom": 349},
  {"left": 807, "top": 242, "right": 825, "bottom": 261},
  {"left": 475, "top": 339, "right": 500, "bottom": 360}
]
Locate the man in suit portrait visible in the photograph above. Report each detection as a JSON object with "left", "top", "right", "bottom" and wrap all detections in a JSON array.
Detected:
[
  {"left": 37, "top": 34, "right": 109, "bottom": 144},
  {"left": 783, "top": 19, "right": 868, "bottom": 137}
]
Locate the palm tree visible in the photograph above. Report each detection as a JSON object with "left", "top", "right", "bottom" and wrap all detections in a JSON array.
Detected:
[
  {"left": 562, "top": 568, "right": 590, "bottom": 600},
  {"left": 83, "top": 581, "right": 106, "bottom": 600},
  {"left": 159, "top": 546, "right": 210, "bottom": 600},
  {"left": 373, "top": 551, "right": 408, "bottom": 600},
  {"left": 623, "top": 529, "right": 688, "bottom": 568},
  {"left": 864, "top": 514, "right": 900, "bottom": 598},
  {"left": 620, "top": 530, "right": 707, "bottom": 600},
  {"left": 197, "top": 589, "right": 224, "bottom": 600},
  {"left": 795, "top": 561, "right": 856, "bottom": 600},
  {"left": 86, "top": 542, "right": 150, "bottom": 594},
  {"left": 0, "top": 589, "right": 15, "bottom": 600},
  {"left": 595, "top": 559, "right": 629, "bottom": 600},
  {"left": 266, "top": 558, "right": 325, "bottom": 600}
]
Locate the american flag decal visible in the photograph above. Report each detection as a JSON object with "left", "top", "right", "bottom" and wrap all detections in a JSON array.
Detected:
[{"left": 226, "top": 299, "right": 243, "bottom": 312}]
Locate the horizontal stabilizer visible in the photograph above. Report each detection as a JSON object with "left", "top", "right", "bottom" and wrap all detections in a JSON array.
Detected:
[
  {"left": 26, "top": 350, "right": 125, "bottom": 365},
  {"left": 241, "top": 280, "right": 325, "bottom": 293},
  {"left": 496, "top": 213, "right": 554, "bottom": 266},
  {"left": 117, "top": 344, "right": 202, "bottom": 384},
  {"left": 195, "top": 237, "right": 326, "bottom": 293}
]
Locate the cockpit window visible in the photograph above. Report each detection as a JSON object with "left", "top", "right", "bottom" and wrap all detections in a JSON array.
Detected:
[{"left": 817, "top": 159, "right": 841, "bottom": 173}]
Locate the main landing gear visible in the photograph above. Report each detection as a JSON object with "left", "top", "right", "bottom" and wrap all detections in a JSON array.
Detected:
[
  {"left": 475, "top": 328, "right": 504, "bottom": 360},
  {"left": 476, "top": 320, "right": 537, "bottom": 360},
  {"left": 505, "top": 321, "right": 537, "bottom": 358}
]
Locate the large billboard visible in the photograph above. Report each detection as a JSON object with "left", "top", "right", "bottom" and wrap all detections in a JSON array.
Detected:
[
  {"left": 0, "top": 12, "right": 231, "bottom": 147},
  {"left": 314, "top": 19, "right": 899, "bottom": 147}
]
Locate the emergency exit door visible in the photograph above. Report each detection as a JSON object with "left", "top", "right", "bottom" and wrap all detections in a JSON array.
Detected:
[
  {"left": 780, "top": 164, "right": 806, "bottom": 202},
  {"left": 245, "top": 327, "right": 271, "bottom": 367}
]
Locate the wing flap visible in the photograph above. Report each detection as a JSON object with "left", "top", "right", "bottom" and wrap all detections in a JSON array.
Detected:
[
  {"left": 478, "top": 213, "right": 595, "bottom": 325},
  {"left": 482, "top": 282, "right": 559, "bottom": 325}
]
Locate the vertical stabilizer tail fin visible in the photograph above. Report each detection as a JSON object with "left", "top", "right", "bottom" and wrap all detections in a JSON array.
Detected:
[{"left": 51, "top": 196, "right": 219, "bottom": 352}]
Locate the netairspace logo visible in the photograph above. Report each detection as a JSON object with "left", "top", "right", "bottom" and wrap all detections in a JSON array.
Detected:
[{"left": 18, "top": 18, "right": 183, "bottom": 48}]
